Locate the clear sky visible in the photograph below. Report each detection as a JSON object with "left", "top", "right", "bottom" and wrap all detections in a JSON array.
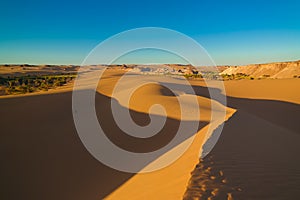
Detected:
[{"left": 0, "top": 0, "right": 299, "bottom": 65}]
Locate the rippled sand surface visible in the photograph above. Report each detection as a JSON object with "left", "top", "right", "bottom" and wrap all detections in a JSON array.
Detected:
[{"left": 184, "top": 79, "right": 300, "bottom": 199}]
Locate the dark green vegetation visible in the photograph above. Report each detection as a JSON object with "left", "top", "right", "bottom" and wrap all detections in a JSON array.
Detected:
[
  {"left": 184, "top": 72, "right": 257, "bottom": 81},
  {"left": 183, "top": 74, "right": 203, "bottom": 79},
  {"left": 221, "top": 73, "right": 253, "bottom": 81},
  {"left": 184, "top": 72, "right": 220, "bottom": 80},
  {"left": 0, "top": 74, "right": 76, "bottom": 95}
]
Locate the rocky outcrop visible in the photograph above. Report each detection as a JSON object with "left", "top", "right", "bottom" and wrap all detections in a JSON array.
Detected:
[{"left": 220, "top": 60, "right": 300, "bottom": 78}]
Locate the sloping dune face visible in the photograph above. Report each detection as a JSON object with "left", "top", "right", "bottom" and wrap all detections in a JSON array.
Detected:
[
  {"left": 2, "top": 68, "right": 300, "bottom": 200},
  {"left": 0, "top": 68, "right": 236, "bottom": 200},
  {"left": 96, "top": 70, "right": 235, "bottom": 199},
  {"left": 185, "top": 78, "right": 300, "bottom": 199}
]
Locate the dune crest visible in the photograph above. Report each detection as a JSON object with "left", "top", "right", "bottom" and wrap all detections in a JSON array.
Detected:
[{"left": 100, "top": 70, "right": 235, "bottom": 199}]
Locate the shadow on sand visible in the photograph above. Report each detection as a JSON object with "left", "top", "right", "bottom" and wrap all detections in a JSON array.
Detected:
[
  {"left": 182, "top": 84, "right": 300, "bottom": 199},
  {"left": 0, "top": 91, "right": 206, "bottom": 200},
  {"left": 1, "top": 82, "right": 299, "bottom": 199}
]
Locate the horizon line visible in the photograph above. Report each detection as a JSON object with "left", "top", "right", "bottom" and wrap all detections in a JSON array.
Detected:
[{"left": 0, "top": 59, "right": 299, "bottom": 67}]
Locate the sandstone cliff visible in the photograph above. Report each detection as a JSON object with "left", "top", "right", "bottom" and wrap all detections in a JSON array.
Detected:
[{"left": 220, "top": 60, "right": 300, "bottom": 78}]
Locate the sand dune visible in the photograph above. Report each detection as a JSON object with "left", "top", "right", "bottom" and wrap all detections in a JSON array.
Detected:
[
  {"left": 0, "top": 69, "right": 235, "bottom": 200},
  {"left": 0, "top": 69, "right": 299, "bottom": 199},
  {"left": 96, "top": 70, "right": 235, "bottom": 199},
  {"left": 190, "top": 78, "right": 300, "bottom": 104},
  {"left": 185, "top": 78, "right": 300, "bottom": 199}
]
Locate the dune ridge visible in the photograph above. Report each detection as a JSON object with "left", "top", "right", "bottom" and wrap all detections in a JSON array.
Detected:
[
  {"left": 184, "top": 78, "right": 300, "bottom": 199},
  {"left": 1, "top": 68, "right": 299, "bottom": 199},
  {"left": 97, "top": 70, "right": 235, "bottom": 199}
]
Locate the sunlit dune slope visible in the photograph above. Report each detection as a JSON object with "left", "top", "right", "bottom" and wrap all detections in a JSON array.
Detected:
[{"left": 96, "top": 70, "right": 235, "bottom": 200}]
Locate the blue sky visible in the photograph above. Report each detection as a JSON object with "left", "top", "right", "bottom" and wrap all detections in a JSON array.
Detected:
[{"left": 0, "top": 0, "right": 299, "bottom": 65}]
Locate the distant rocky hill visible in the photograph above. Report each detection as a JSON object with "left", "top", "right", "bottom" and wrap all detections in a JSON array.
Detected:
[
  {"left": 1, "top": 60, "right": 299, "bottom": 79},
  {"left": 220, "top": 60, "right": 300, "bottom": 78}
]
